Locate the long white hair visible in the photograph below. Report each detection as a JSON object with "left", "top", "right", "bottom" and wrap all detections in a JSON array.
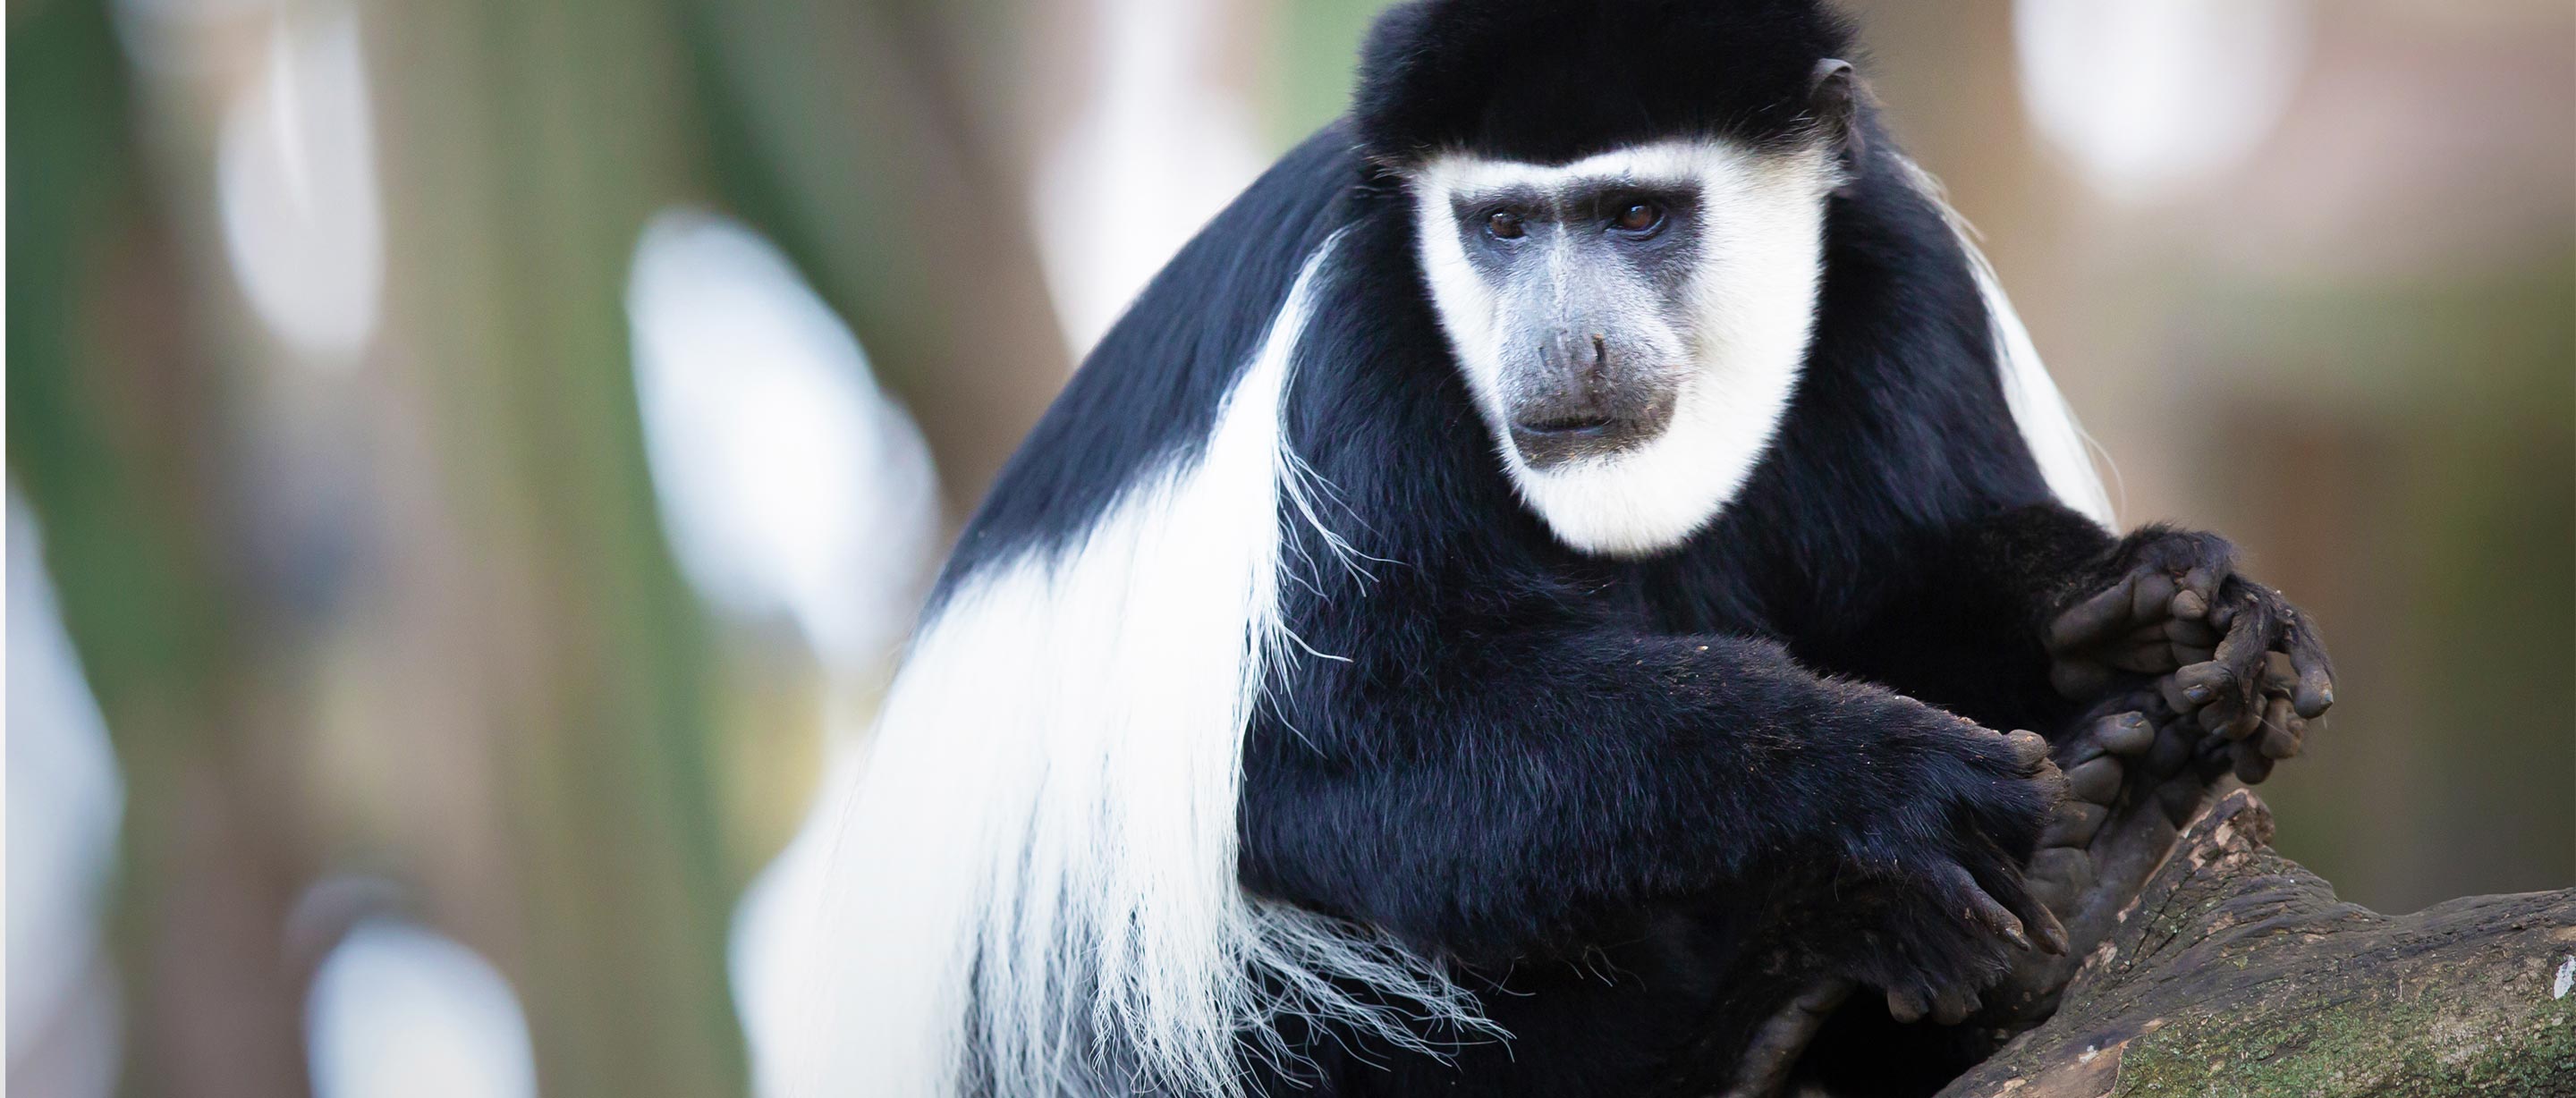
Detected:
[{"left": 796, "top": 238, "right": 1481, "bottom": 1098}]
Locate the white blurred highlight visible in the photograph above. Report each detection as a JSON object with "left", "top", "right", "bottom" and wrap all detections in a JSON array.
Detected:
[
  {"left": 1033, "top": 0, "right": 1266, "bottom": 357},
  {"left": 7, "top": 492, "right": 129, "bottom": 1097},
  {"left": 2015, "top": 0, "right": 2313, "bottom": 204},
  {"left": 626, "top": 208, "right": 941, "bottom": 671},
  {"left": 304, "top": 919, "right": 538, "bottom": 1098},
  {"left": 628, "top": 211, "right": 948, "bottom": 1093},
  {"left": 216, "top": 4, "right": 385, "bottom": 362}
]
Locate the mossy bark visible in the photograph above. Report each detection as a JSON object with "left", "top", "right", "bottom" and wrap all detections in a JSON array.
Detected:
[{"left": 1938, "top": 790, "right": 2576, "bottom": 1098}]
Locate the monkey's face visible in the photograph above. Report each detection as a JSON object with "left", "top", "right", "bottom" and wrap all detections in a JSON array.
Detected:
[{"left": 1409, "top": 139, "right": 1842, "bottom": 556}]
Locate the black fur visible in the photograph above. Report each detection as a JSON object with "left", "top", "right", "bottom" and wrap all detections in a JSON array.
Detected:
[
  {"left": 1232, "top": 119, "right": 2099, "bottom": 1095},
  {"left": 936, "top": 3, "right": 2149, "bottom": 1094},
  {"left": 1355, "top": 0, "right": 1857, "bottom": 165}
]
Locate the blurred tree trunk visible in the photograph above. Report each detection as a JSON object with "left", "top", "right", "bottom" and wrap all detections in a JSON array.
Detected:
[
  {"left": 361, "top": 0, "right": 749, "bottom": 1095},
  {"left": 9, "top": 2, "right": 319, "bottom": 1095},
  {"left": 675, "top": 0, "right": 1072, "bottom": 517}
]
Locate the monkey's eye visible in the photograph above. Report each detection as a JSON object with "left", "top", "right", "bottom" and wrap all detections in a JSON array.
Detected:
[
  {"left": 1612, "top": 200, "right": 1665, "bottom": 234},
  {"left": 1485, "top": 211, "right": 1526, "bottom": 240}
]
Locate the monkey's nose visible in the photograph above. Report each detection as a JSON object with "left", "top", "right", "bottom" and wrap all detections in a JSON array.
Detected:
[
  {"left": 1540, "top": 328, "right": 1613, "bottom": 386},
  {"left": 1519, "top": 329, "right": 1622, "bottom": 435}
]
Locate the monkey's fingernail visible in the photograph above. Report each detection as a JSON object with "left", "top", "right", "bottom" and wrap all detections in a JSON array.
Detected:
[
  {"left": 2036, "top": 912, "right": 2069, "bottom": 956},
  {"left": 1998, "top": 918, "right": 2031, "bottom": 951},
  {"left": 2096, "top": 713, "right": 2156, "bottom": 756},
  {"left": 2184, "top": 685, "right": 2214, "bottom": 705}
]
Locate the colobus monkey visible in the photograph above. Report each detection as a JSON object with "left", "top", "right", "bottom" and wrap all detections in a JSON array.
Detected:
[{"left": 810, "top": 2, "right": 2334, "bottom": 1095}]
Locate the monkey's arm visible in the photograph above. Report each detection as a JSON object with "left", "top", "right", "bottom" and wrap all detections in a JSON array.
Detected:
[{"left": 1239, "top": 629, "right": 2065, "bottom": 1004}]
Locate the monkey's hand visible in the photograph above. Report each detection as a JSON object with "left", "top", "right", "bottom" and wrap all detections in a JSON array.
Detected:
[
  {"left": 2044, "top": 527, "right": 2334, "bottom": 783},
  {"left": 1833, "top": 722, "right": 2069, "bottom": 1027}
]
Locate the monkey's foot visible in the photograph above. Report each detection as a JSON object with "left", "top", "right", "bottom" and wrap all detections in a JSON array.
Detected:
[{"left": 1970, "top": 705, "right": 2240, "bottom": 1042}]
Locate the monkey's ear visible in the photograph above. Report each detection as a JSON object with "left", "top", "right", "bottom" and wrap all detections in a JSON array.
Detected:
[{"left": 1809, "top": 58, "right": 1868, "bottom": 178}]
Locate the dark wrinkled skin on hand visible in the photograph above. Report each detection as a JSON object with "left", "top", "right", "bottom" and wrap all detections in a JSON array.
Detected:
[
  {"left": 2044, "top": 527, "right": 2334, "bottom": 785},
  {"left": 1718, "top": 528, "right": 2339, "bottom": 1098}
]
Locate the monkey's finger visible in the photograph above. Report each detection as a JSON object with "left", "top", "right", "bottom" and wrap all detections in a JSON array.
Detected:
[
  {"left": 2026, "top": 847, "right": 2089, "bottom": 915},
  {"left": 2003, "top": 729, "right": 2051, "bottom": 772},
  {"left": 1930, "top": 985, "right": 1982, "bottom": 1026},
  {"left": 2040, "top": 799, "right": 2108, "bottom": 849},
  {"left": 2156, "top": 773, "right": 2207, "bottom": 825},
  {"left": 2145, "top": 720, "right": 2195, "bottom": 778},
  {"left": 2192, "top": 734, "right": 2235, "bottom": 781},
  {"left": 2092, "top": 711, "right": 2157, "bottom": 757},
  {"left": 2106, "top": 638, "right": 2181, "bottom": 674},
  {"left": 2131, "top": 570, "right": 2179, "bottom": 623},
  {"left": 2160, "top": 669, "right": 2204, "bottom": 714},
  {"left": 2210, "top": 580, "right": 2289, "bottom": 705},
  {"left": 2123, "top": 688, "right": 2179, "bottom": 723},
  {"left": 1717, "top": 979, "right": 1851, "bottom": 1098},
  {"left": 2196, "top": 701, "right": 2232, "bottom": 737},
  {"left": 2164, "top": 616, "right": 2222, "bottom": 647},
  {"left": 2172, "top": 662, "right": 2233, "bottom": 710},
  {"left": 2063, "top": 756, "right": 2123, "bottom": 805},
  {"left": 2281, "top": 613, "right": 2336, "bottom": 719},
  {"left": 1963, "top": 857, "right": 2067, "bottom": 956},
  {"left": 2048, "top": 574, "right": 2140, "bottom": 654},
  {"left": 1887, "top": 987, "right": 1929, "bottom": 1025},
  {"left": 2021, "top": 892, "right": 2069, "bottom": 956},
  {"left": 1941, "top": 863, "right": 2032, "bottom": 952},
  {"left": 2232, "top": 740, "right": 2276, "bottom": 784},
  {"left": 2174, "top": 560, "right": 2228, "bottom": 619},
  {"left": 2207, "top": 696, "right": 2262, "bottom": 741},
  {"left": 2258, "top": 652, "right": 2300, "bottom": 700}
]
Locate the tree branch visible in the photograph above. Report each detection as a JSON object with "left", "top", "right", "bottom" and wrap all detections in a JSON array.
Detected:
[{"left": 1939, "top": 790, "right": 2576, "bottom": 1097}]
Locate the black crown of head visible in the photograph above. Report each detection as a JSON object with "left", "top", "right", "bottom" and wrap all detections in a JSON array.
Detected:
[{"left": 1353, "top": 0, "right": 1858, "bottom": 167}]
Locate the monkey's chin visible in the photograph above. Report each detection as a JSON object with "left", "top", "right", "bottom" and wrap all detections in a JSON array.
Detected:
[
  {"left": 1504, "top": 452, "right": 1724, "bottom": 558},
  {"left": 1497, "top": 407, "right": 1777, "bottom": 559}
]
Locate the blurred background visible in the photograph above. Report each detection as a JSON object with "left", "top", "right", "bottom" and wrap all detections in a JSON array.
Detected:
[{"left": 7, "top": 0, "right": 2570, "bottom": 1094}]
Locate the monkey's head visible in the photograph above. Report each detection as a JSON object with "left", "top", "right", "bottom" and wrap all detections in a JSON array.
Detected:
[{"left": 1358, "top": 0, "right": 1866, "bottom": 557}]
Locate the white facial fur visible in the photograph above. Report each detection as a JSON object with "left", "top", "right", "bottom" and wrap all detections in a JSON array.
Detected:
[{"left": 1411, "top": 139, "right": 1842, "bottom": 557}]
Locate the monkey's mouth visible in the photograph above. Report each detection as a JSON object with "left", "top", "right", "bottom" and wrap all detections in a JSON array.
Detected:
[
  {"left": 1515, "top": 413, "right": 1623, "bottom": 435},
  {"left": 1507, "top": 392, "right": 1677, "bottom": 469}
]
